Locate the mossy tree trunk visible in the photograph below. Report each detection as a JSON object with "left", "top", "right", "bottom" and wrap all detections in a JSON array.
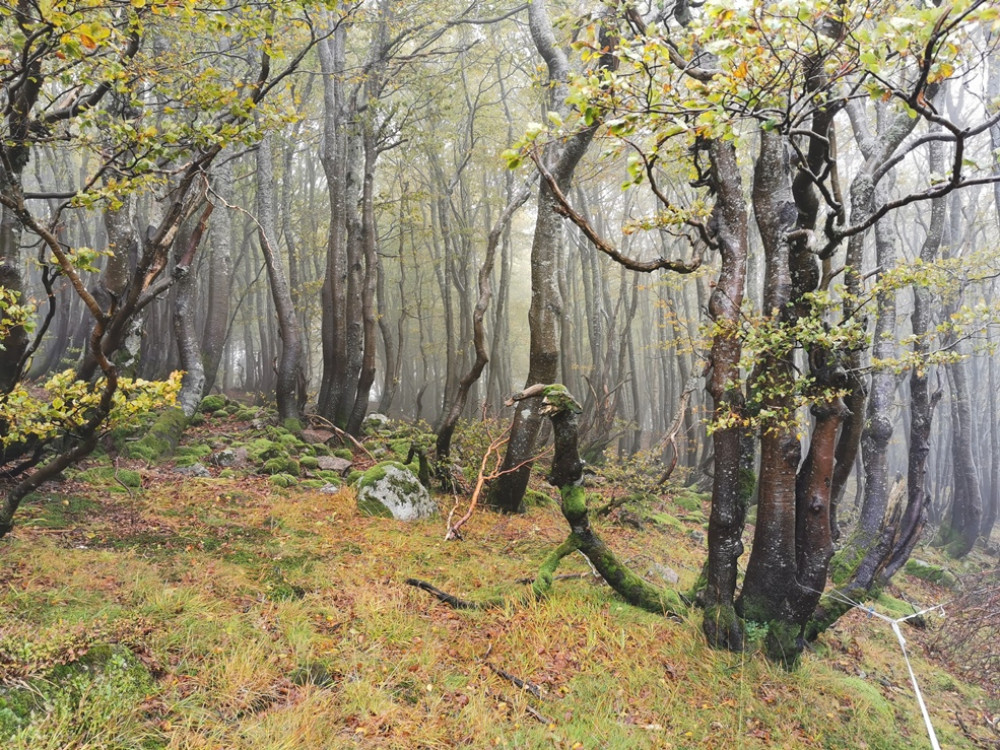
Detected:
[
  {"left": 410, "top": 383, "right": 685, "bottom": 616},
  {"left": 487, "top": 0, "right": 616, "bottom": 513}
]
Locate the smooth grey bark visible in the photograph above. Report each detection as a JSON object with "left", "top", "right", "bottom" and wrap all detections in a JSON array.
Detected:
[
  {"left": 831, "top": 101, "right": 924, "bottom": 520},
  {"left": 436, "top": 179, "right": 534, "bottom": 462},
  {"left": 201, "top": 156, "right": 234, "bottom": 396},
  {"left": 256, "top": 133, "right": 304, "bottom": 422},
  {"left": 488, "top": 0, "right": 613, "bottom": 512},
  {"left": 174, "top": 204, "right": 214, "bottom": 416}
]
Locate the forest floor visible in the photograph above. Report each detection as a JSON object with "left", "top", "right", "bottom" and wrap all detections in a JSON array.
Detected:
[{"left": 0, "top": 404, "right": 998, "bottom": 749}]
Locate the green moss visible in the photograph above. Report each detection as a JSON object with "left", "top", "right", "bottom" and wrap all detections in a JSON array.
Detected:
[
  {"left": 828, "top": 542, "right": 867, "bottom": 586},
  {"left": 346, "top": 470, "right": 363, "bottom": 485},
  {"left": 121, "top": 406, "right": 187, "bottom": 462},
  {"left": 176, "top": 444, "right": 212, "bottom": 459},
  {"left": 269, "top": 473, "right": 298, "bottom": 488},
  {"left": 300, "top": 455, "right": 319, "bottom": 470},
  {"left": 20, "top": 495, "right": 99, "bottom": 529},
  {"left": 225, "top": 403, "right": 241, "bottom": 415},
  {"left": 873, "top": 592, "right": 917, "bottom": 619},
  {"left": 649, "top": 513, "right": 684, "bottom": 533},
  {"left": 763, "top": 619, "right": 802, "bottom": 669},
  {"left": 76, "top": 467, "right": 141, "bottom": 488},
  {"left": 198, "top": 395, "right": 226, "bottom": 413},
  {"left": 904, "top": 559, "right": 959, "bottom": 588},
  {"left": 211, "top": 409, "right": 228, "bottom": 419},
  {"left": 245, "top": 438, "right": 284, "bottom": 462},
  {"left": 702, "top": 604, "right": 744, "bottom": 651},
  {"left": 299, "top": 479, "right": 327, "bottom": 490},
  {"left": 673, "top": 491, "right": 705, "bottom": 512},
  {"left": 282, "top": 417, "right": 303, "bottom": 434},
  {"left": 315, "top": 470, "right": 342, "bottom": 483},
  {"left": 188, "top": 412, "right": 205, "bottom": 427},
  {"left": 0, "top": 645, "right": 155, "bottom": 745},
  {"left": 218, "top": 469, "right": 237, "bottom": 479},
  {"left": 389, "top": 439, "right": 411, "bottom": 458},
  {"left": 261, "top": 457, "right": 300, "bottom": 476},
  {"left": 234, "top": 408, "right": 257, "bottom": 421},
  {"left": 333, "top": 448, "right": 353, "bottom": 460},
  {"left": 838, "top": 676, "right": 894, "bottom": 725},
  {"left": 524, "top": 488, "right": 554, "bottom": 507}
]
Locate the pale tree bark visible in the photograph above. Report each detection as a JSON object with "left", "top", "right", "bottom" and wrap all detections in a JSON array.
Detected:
[
  {"left": 436, "top": 178, "right": 534, "bottom": 463},
  {"left": 256, "top": 132, "right": 304, "bottom": 423},
  {"left": 488, "top": 0, "right": 614, "bottom": 512},
  {"left": 174, "top": 204, "right": 214, "bottom": 416},
  {"left": 202, "top": 155, "right": 234, "bottom": 396}
]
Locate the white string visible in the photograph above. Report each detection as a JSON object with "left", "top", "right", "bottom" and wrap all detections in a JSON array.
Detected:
[{"left": 818, "top": 587, "right": 945, "bottom": 750}]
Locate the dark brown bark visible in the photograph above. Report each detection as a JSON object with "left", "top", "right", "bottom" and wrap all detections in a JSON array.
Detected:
[
  {"left": 736, "top": 132, "right": 800, "bottom": 632},
  {"left": 702, "top": 140, "right": 750, "bottom": 651}
]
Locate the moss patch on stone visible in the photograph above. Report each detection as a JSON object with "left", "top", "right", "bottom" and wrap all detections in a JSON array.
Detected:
[
  {"left": 904, "top": 559, "right": 959, "bottom": 588},
  {"left": 122, "top": 406, "right": 188, "bottom": 462},
  {"left": 261, "top": 457, "right": 300, "bottom": 476},
  {"left": 269, "top": 473, "right": 298, "bottom": 488},
  {"left": 198, "top": 395, "right": 227, "bottom": 413}
]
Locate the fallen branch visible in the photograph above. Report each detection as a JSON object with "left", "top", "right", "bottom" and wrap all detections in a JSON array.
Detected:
[
  {"left": 486, "top": 661, "right": 544, "bottom": 700},
  {"left": 445, "top": 425, "right": 552, "bottom": 541},
  {"left": 306, "top": 413, "right": 376, "bottom": 462}
]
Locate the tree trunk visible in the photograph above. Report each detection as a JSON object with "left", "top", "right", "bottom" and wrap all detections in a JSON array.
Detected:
[
  {"left": 487, "top": 0, "right": 612, "bottom": 512},
  {"left": 256, "top": 132, "right": 303, "bottom": 423}
]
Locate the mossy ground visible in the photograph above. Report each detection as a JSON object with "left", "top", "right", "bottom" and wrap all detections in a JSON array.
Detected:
[{"left": 1, "top": 412, "right": 997, "bottom": 748}]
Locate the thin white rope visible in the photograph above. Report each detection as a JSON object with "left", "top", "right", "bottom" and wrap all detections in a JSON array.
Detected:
[{"left": 818, "top": 586, "right": 945, "bottom": 750}]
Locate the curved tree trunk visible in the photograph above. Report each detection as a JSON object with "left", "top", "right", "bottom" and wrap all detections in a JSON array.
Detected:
[
  {"left": 256, "top": 133, "right": 303, "bottom": 423},
  {"left": 487, "top": 0, "right": 613, "bottom": 512}
]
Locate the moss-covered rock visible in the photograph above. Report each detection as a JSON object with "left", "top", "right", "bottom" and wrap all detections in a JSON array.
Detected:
[
  {"left": 904, "top": 558, "right": 959, "bottom": 588},
  {"left": 300, "top": 455, "right": 320, "bottom": 471},
  {"left": 282, "top": 417, "right": 304, "bottom": 434},
  {"left": 355, "top": 461, "right": 435, "bottom": 521},
  {"left": 245, "top": 438, "right": 285, "bottom": 462},
  {"left": 199, "top": 395, "right": 227, "bottom": 413},
  {"left": 269, "top": 473, "right": 298, "bottom": 488},
  {"left": 121, "top": 406, "right": 187, "bottom": 462},
  {"left": 299, "top": 479, "right": 327, "bottom": 490},
  {"left": 188, "top": 412, "right": 206, "bottom": 427},
  {"left": 333, "top": 448, "right": 353, "bottom": 460},
  {"left": 261, "top": 457, "right": 300, "bottom": 476},
  {"left": 76, "top": 466, "right": 142, "bottom": 489},
  {"left": 234, "top": 408, "right": 257, "bottom": 421},
  {"left": 524, "top": 488, "right": 555, "bottom": 507},
  {"left": 346, "top": 470, "right": 363, "bottom": 485}
]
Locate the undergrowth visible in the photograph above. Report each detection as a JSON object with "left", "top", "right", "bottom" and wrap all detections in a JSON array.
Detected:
[{"left": 0, "top": 413, "right": 996, "bottom": 748}]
